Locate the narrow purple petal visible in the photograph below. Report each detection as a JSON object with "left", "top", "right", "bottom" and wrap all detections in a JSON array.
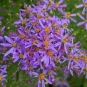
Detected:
[
  {"left": 77, "top": 21, "right": 85, "bottom": 26},
  {"left": 4, "top": 36, "right": 13, "bottom": 43},
  {"left": 76, "top": 4, "right": 83, "bottom": 8},
  {"left": 0, "top": 43, "right": 12, "bottom": 47},
  {"left": 4, "top": 47, "right": 14, "bottom": 56}
]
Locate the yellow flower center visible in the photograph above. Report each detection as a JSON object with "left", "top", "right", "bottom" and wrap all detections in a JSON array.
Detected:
[
  {"left": 55, "top": 2, "right": 60, "bottom": 7},
  {"left": 36, "top": 14, "right": 42, "bottom": 19},
  {"left": 85, "top": 18, "right": 87, "bottom": 22},
  {"left": 85, "top": 56, "right": 87, "bottom": 63},
  {"left": 39, "top": 73, "right": 45, "bottom": 80},
  {"left": 67, "top": 55, "right": 73, "bottom": 59},
  {"left": 19, "top": 33, "right": 25, "bottom": 39},
  {"left": 80, "top": 54, "right": 85, "bottom": 60},
  {"left": 26, "top": 7, "right": 30, "bottom": 13},
  {"left": 47, "top": 50, "right": 54, "bottom": 58},
  {"left": 74, "top": 56, "right": 79, "bottom": 62},
  {"left": 43, "top": 41, "right": 49, "bottom": 47},
  {"left": 62, "top": 23, "right": 67, "bottom": 28},
  {"left": 35, "top": 28, "right": 40, "bottom": 33},
  {"left": 61, "top": 38, "right": 67, "bottom": 43},
  {"left": 65, "top": 12, "right": 71, "bottom": 18},
  {"left": 42, "top": 8, "right": 46, "bottom": 12},
  {"left": 45, "top": 16, "right": 50, "bottom": 20},
  {"left": 32, "top": 40, "right": 37, "bottom": 45},
  {"left": 22, "top": 19, "right": 26, "bottom": 25},
  {"left": 32, "top": 21, "right": 36, "bottom": 26},
  {"left": 44, "top": 26, "right": 50, "bottom": 32},
  {"left": 48, "top": 1, "right": 52, "bottom": 7},
  {"left": 0, "top": 75, "right": 2, "bottom": 81},
  {"left": 12, "top": 42, "right": 17, "bottom": 47},
  {"left": 48, "top": 70, "right": 53, "bottom": 75},
  {"left": 84, "top": 3, "right": 87, "bottom": 7},
  {"left": 19, "top": 53, "right": 24, "bottom": 59},
  {"left": 2, "top": 48, "right": 7, "bottom": 53}
]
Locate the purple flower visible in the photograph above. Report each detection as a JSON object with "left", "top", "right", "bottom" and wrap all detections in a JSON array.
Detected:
[
  {"left": 63, "top": 12, "right": 77, "bottom": 23},
  {"left": 77, "top": 13, "right": 87, "bottom": 30},
  {"left": 76, "top": 0, "right": 87, "bottom": 15}
]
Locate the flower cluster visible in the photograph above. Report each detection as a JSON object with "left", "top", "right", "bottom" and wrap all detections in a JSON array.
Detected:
[{"left": 0, "top": 0, "right": 87, "bottom": 87}]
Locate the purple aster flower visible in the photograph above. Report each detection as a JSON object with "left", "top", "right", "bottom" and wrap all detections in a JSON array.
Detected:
[
  {"left": 76, "top": 0, "right": 87, "bottom": 15},
  {"left": 77, "top": 13, "right": 87, "bottom": 30},
  {"left": 32, "top": 71, "right": 52, "bottom": 87},
  {"left": 62, "top": 12, "right": 77, "bottom": 23},
  {"left": 0, "top": 65, "right": 7, "bottom": 87},
  {"left": 0, "top": 36, "right": 19, "bottom": 57}
]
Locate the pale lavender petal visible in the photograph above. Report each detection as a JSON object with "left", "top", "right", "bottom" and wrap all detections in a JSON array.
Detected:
[
  {"left": 85, "top": 23, "right": 87, "bottom": 30},
  {"left": 71, "top": 14, "right": 76, "bottom": 16},
  {"left": 4, "top": 36, "right": 13, "bottom": 43},
  {"left": 0, "top": 43, "right": 12, "bottom": 47},
  {"left": 42, "top": 80, "right": 45, "bottom": 87},
  {"left": 78, "top": 14, "right": 85, "bottom": 20},
  {"left": 1, "top": 26, "right": 5, "bottom": 31},
  {"left": 70, "top": 18, "right": 77, "bottom": 22},
  {"left": 39, "top": 20, "right": 44, "bottom": 28},
  {"left": 14, "top": 21, "right": 21, "bottom": 24},
  {"left": 70, "top": 69, "right": 73, "bottom": 76},
  {"left": 76, "top": 4, "right": 83, "bottom": 8},
  {"left": 4, "top": 47, "right": 14, "bottom": 56},
  {"left": 77, "top": 21, "right": 85, "bottom": 26},
  {"left": 82, "top": 8, "right": 85, "bottom": 15},
  {"left": 45, "top": 78, "right": 52, "bottom": 84},
  {"left": 59, "top": 0, "right": 64, "bottom": 4},
  {"left": 0, "top": 36, "right": 3, "bottom": 40}
]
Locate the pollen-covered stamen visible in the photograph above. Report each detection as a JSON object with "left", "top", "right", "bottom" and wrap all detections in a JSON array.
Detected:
[
  {"left": 47, "top": 50, "right": 54, "bottom": 58},
  {"left": 12, "top": 42, "right": 17, "bottom": 47},
  {"left": 85, "top": 18, "right": 87, "bottom": 22},
  {"left": 74, "top": 56, "right": 79, "bottom": 62},
  {"left": 35, "top": 47, "right": 39, "bottom": 52},
  {"left": 80, "top": 54, "right": 85, "bottom": 60},
  {"left": 19, "top": 53, "right": 24, "bottom": 59},
  {"left": 52, "top": 22, "right": 56, "bottom": 27},
  {"left": 48, "top": 1, "right": 52, "bottom": 7},
  {"left": 84, "top": 67, "right": 87, "bottom": 71},
  {"left": 35, "top": 28, "right": 40, "bottom": 33},
  {"left": 67, "top": 54, "right": 73, "bottom": 59},
  {"left": 32, "top": 40, "right": 37, "bottom": 45},
  {"left": 44, "top": 26, "right": 50, "bottom": 32},
  {"left": 36, "top": 14, "right": 42, "bottom": 19},
  {"left": 45, "top": 16, "right": 50, "bottom": 20},
  {"left": 65, "top": 12, "right": 71, "bottom": 18},
  {"left": 42, "top": 8, "right": 46, "bottom": 12},
  {"left": 84, "top": 2, "right": 87, "bottom": 7},
  {"left": 55, "top": 2, "right": 60, "bottom": 7},
  {"left": 48, "top": 70, "right": 53, "bottom": 75},
  {"left": 62, "top": 23, "right": 68, "bottom": 28},
  {"left": 61, "top": 38, "right": 67, "bottom": 43},
  {"left": 31, "top": 21, "right": 36, "bottom": 26},
  {"left": 39, "top": 73, "right": 45, "bottom": 80},
  {"left": 0, "top": 75, "right": 2, "bottom": 81},
  {"left": 19, "top": 33, "right": 25, "bottom": 39},
  {"left": 22, "top": 19, "right": 26, "bottom": 25},
  {"left": 84, "top": 56, "right": 87, "bottom": 63},
  {"left": 2, "top": 47, "right": 7, "bottom": 53},
  {"left": 43, "top": 40, "right": 49, "bottom": 47},
  {"left": 26, "top": 7, "right": 30, "bottom": 13},
  {"left": 55, "top": 58, "right": 60, "bottom": 62},
  {"left": 28, "top": 66, "right": 33, "bottom": 71}
]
